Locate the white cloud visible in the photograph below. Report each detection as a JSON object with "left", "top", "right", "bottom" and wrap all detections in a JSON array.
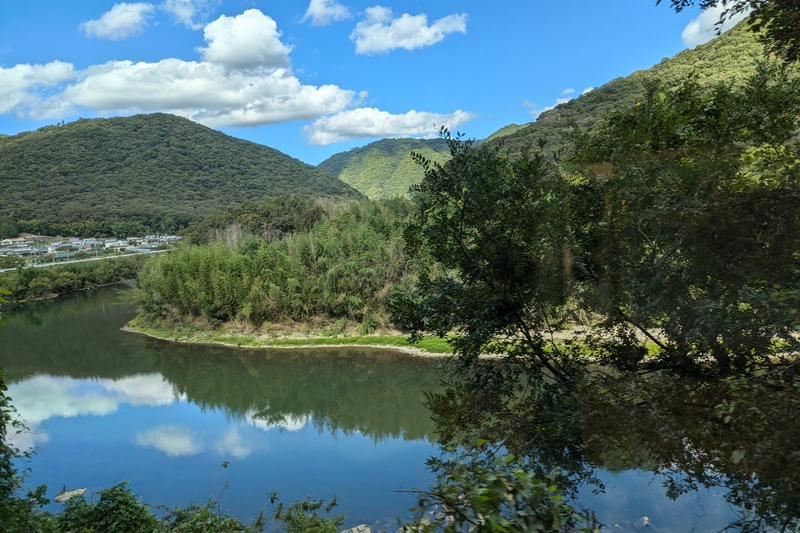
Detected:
[
  {"left": 197, "top": 9, "right": 292, "bottom": 70},
  {"left": 561, "top": 88, "right": 575, "bottom": 95},
  {"left": 522, "top": 100, "right": 536, "bottom": 108},
  {"left": 350, "top": 6, "right": 467, "bottom": 54},
  {"left": 681, "top": 4, "right": 750, "bottom": 48},
  {"left": 582, "top": 87, "right": 594, "bottom": 95},
  {"left": 80, "top": 2, "right": 156, "bottom": 40},
  {"left": 5, "top": 374, "right": 183, "bottom": 450},
  {"left": 304, "top": 107, "right": 477, "bottom": 145},
  {"left": 215, "top": 427, "right": 252, "bottom": 458},
  {"left": 137, "top": 425, "right": 203, "bottom": 457},
  {"left": 4, "top": 10, "right": 359, "bottom": 128},
  {"left": 302, "top": 0, "right": 351, "bottom": 26},
  {"left": 0, "top": 61, "right": 75, "bottom": 116},
  {"left": 57, "top": 59, "right": 356, "bottom": 128},
  {"left": 161, "top": 0, "right": 219, "bottom": 30}
]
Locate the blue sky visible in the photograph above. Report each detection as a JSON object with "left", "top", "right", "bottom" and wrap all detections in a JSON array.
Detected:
[{"left": 0, "top": 1, "right": 734, "bottom": 165}]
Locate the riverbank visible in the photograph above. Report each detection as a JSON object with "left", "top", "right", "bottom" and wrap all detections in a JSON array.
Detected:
[{"left": 124, "top": 316, "right": 454, "bottom": 356}]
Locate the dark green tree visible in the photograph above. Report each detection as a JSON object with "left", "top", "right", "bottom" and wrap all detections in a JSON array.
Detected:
[
  {"left": 571, "top": 62, "right": 800, "bottom": 377},
  {"left": 0, "top": 217, "right": 17, "bottom": 239}
]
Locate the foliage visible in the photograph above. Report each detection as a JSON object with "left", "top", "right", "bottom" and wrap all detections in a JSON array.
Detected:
[
  {"left": 578, "top": 371, "right": 800, "bottom": 532},
  {"left": 478, "top": 123, "right": 530, "bottom": 145},
  {"left": 488, "top": 22, "right": 771, "bottom": 161},
  {"left": 318, "top": 138, "right": 452, "bottom": 199},
  {"left": 162, "top": 499, "right": 266, "bottom": 533},
  {"left": 57, "top": 482, "right": 160, "bottom": 533},
  {"left": 269, "top": 493, "right": 344, "bottom": 533},
  {"left": 0, "top": 216, "right": 18, "bottom": 239},
  {"left": 0, "top": 113, "right": 362, "bottom": 233},
  {"left": 136, "top": 199, "right": 421, "bottom": 330},
  {"left": 409, "top": 455, "right": 597, "bottom": 533},
  {"left": 182, "top": 196, "right": 327, "bottom": 245},
  {"left": 660, "top": 0, "right": 800, "bottom": 62},
  {"left": 394, "top": 131, "right": 585, "bottom": 387},
  {"left": 0, "top": 256, "right": 26, "bottom": 269},
  {"left": 571, "top": 61, "right": 800, "bottom": 376},
  {"left": 0, "top": 255, "right": 146, "bottom": 301}
]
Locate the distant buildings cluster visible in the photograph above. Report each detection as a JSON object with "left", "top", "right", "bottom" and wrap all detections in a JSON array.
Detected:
[{"left": 0, "top": 234, "right": 182, "bottom": 259}]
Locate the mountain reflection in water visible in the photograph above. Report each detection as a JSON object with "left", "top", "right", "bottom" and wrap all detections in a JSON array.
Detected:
[{"left": 3, "top": 288, "right": 787, "bottom": 531}]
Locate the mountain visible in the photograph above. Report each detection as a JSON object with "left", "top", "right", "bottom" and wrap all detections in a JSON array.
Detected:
[
  {"left": 0, "top": 113, "right": 363, "bottom": 228},
  {"left": 318, "top": 138, "right": 452, "bottom": 199},
  {"left": 488, "top": 23, "right": 767, "bottom": 159},
  {"left": 480, "top": 123, "right": 530, "bottom": 144},
  {"left": 320, "top": 25, "right": 765, "bottom": 198}
]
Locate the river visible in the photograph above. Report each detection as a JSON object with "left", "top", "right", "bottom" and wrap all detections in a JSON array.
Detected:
[{"left": 0, "top": 288, "right": 746, "bottom": 531}]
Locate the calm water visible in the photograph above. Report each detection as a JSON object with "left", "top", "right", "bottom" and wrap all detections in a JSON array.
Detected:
[{"left": 0, "top": 288, "right": 742, "bottom": 531}]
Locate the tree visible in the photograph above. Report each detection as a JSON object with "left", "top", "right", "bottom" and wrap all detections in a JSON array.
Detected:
[
  {"left": 571, "top": 62, "right": 800, "bottom": 377},
  {"left": 395, "top": 131, "right": 587, "bottom": 388},
  {"left": 659, "top": 0, "right": 800, "bottom": 62},
  {"left": 0, "top": 217, "right": 17, "bottom": 240}
]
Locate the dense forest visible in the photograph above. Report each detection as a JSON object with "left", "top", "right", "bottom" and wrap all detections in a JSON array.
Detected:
[
  {"left": 0, "top": 113, "right": 362, "bottom": 235},
  {"left": 0, "top": 255, "right": 146, "bottom": 301},
  {"left": 135, "top": 198, "right": 423, "bottom": 332}
]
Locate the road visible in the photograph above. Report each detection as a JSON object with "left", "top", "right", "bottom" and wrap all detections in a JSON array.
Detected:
[{"left": 0, "top": 249, "right": 171, "bottom": 274}]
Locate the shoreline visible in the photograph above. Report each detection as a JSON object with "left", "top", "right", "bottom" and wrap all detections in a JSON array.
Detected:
[{"left": 121, "top": 322, "right": 455, "bottom": 358}]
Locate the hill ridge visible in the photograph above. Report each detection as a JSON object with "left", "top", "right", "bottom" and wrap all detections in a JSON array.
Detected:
[{"left": 0, "top": 113, "right": 362, "bottom": 230}]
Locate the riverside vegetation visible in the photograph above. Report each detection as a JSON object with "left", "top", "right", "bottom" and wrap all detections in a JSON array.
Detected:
[{"left": 4, "top": 4, "right": 800, "bottom": 531}]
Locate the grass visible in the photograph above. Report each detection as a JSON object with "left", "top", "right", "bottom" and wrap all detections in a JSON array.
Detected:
[{"left": 125, "top": 316, "right": 454, "bottom": 355}]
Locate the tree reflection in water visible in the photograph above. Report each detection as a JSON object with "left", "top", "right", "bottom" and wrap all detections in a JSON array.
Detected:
[{"left": 427, "top": 362, "right": 800, "bottom": 532}]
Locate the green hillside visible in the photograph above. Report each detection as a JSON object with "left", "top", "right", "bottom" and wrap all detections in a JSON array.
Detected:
[
  {"left": 318, "top": 138, "right": 451, "bottom": 199},
  {"left": 319, "top": 24, "right": 766, "bottom": 199},
  {"left": 489, "top": 23, "right": 768, "bottom": 158},
  {"left": 480, "top": 123, "right": 530, "bottom": 144},
  {"left": 0, "top": 113, "right": 362, "bottom": 229}
]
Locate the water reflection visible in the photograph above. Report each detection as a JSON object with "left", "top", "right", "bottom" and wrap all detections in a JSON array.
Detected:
[
  {"left": 1, "top": 288, "right": 784, "bottom": 530},
  {"left": 429, "top": 359, "right": 800, "bottom": 531},
  {"left": 0, "top": 288, "right": 443, "bottom": 526}
]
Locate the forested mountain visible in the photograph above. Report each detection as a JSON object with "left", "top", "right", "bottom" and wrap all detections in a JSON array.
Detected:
[
  {"left": 489, "top": 23, "right": 768, "bottom": 158},
  {"left": 319, "top": 24, "right": 766, "bottom": 198},
  {"left": 318, "top": 138, "right": 451, "bottom": 199},
  {"left": 0, "top": 113, "right": 362, "bottom": 231}
]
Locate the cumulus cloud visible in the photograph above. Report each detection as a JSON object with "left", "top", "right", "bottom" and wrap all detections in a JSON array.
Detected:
[
  {"left": 522, "top": 100, "right": 536, "bottom": 108},
  {"left": 0, "top": 61, "right": 75, "bottom": 116},
  {"left": 161, "top": 0, "right": 220, "bottom": 30},
  {"left": 582, "top": 87, "right": 594, "bottom": 95},
  {"left": 304, "top": 107, "right": 477, "bottom": 145},
  {"left": 137, "top": 425, "right": 203, "bottom": 457},
  {"left": 197, "top": 9, "right": 292, "bottom": 69},
  {"left": 57, "top": 59, "right": 356, "bottom": 127},
  {"left": 682, "top": 4, "right": 750, "bottom": 48},
  {"left": 80, "top": 2, "right": 156, "bottom": 40},
  {"left": 561, "top": 88, "right": 575, "bottom": 95},
  {"left": 4, "top": 10, "right": 359, "bottom": 128},
  {"left": 350, "top": 6, "right": 467, "bottom": 54},
  {"left": 302, "top": 0, "right": 351, "bottom": 26}
]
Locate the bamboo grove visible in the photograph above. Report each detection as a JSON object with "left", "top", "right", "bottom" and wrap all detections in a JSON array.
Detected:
[{"left": 135, "top": 199, "right": 423, "bottom": 331}]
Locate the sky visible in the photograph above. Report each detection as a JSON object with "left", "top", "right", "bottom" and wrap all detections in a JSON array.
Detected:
[{"left": 0, "top": 1, "right": 745, "bottom": 165}]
